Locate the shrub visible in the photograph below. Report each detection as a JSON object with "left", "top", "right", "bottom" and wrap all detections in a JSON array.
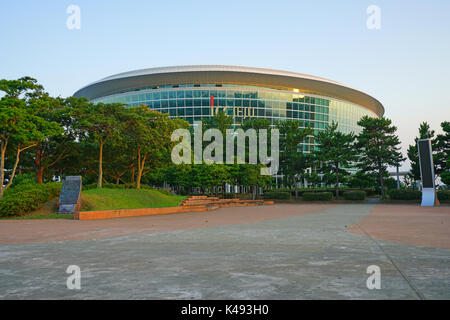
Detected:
[
  {"left": 343, "top": 190, "right": 366, "bottom": 200},
  {"left": 83, "top": 183, "right": 154, "bottom": 190},
  {"left": 302, "top": 192, "right": 332, "bottom": 201},
  {"left": 10, "top": 173, "right": 36, "bottom": 188},
  {"left": 388, "top": 189, "right": 421, "bottom": 200},
  {"left": 437, "top": 190, "right": 450, "bottom": 201},
  {"left": 0, "top": 182, "right": 62, "bottom": 217},
  {"left": 156, "top": 189, "right": 172, "bottom": 196},
  {"left": 263, "top": 191, "right": 291, "bottom": 200}
]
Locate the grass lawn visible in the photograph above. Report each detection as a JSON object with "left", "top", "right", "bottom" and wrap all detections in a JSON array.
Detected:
[
  {"left": 81, "top": 188, "right": 186, "bottom": 211},
  {"left": 0, "top": 188, "right": 186, "bottom": 219}
]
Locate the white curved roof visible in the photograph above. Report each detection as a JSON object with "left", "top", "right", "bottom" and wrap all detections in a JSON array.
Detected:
[{"left": 73, "top": 65, "right": 384, "bottom": 116}]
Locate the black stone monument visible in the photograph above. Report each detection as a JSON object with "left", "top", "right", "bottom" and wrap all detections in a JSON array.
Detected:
[{"left": 58, "top": 176, "right": 82, "bottom": 214}]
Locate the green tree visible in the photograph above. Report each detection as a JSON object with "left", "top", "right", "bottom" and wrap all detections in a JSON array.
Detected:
[
  {"left": 277, "top": 120, "right": 313, "bottom": 199},
  {"left": 125, "top": 106, "right": 189, "bottom": 189},
  {"left": 356, "top": 116, "right": 405, "bottom": 200},
  {"left": 348, "top": 170, "right": 378, "bottom": 189},
  {"left": 74, "top": 102, "right": 124, "bottom": 188},
  {"left": 435, "top": 121, "right": 450, "bottom": 185},
  {"left": 0, "top": 77, "right": 61, "bottom": 198},
  {"left": 313, "top": 121, "right": 356, "bottom": 199},
  {"left": 28, "top": 95, "right": 79, "bottom": 184},
  {"left": 407, "top": 122, "right": 436, "bottom": 181}
]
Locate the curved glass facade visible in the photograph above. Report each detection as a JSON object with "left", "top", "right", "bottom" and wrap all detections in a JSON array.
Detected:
[{"left": 93, "top": 83, "right": 377, "bottom": 152}]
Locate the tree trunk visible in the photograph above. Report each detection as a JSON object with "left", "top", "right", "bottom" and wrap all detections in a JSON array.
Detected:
[
  {"left": 0, "top": 141, "right": 7, "bottom": 200},
  {"left": 36, "top": 167, "right": 44, "bottom": 184},
  {"left": 136, "top": 172, "right": 141, "bottom": 189},
  {"left": 4, "top": 147, "right": 22, "bottom": 192},
  {"left": 378, "top": 164, "right": 386, "bottom": 200},
  {"left": 335, "top": 162, "right": 339, "bottom": 200},
  {"left": 97, "top": 141, "right": 103, "bottom": 188},
  {"left": 136, "top": 150, "right": 146, "bottom": 189},
  {"left": 35, "top": 148, "right": 44, "bottom": 184},
  {"left": 294, "top": 176, "right": 298, "bottom": 200}
]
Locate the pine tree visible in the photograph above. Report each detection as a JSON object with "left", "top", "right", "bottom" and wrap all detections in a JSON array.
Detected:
[
  {"left": 356, "top": 116, "right": 405, "bottom": 200},
  {"left": 313, "top": 122, "right": 356, "bottom": 200}
]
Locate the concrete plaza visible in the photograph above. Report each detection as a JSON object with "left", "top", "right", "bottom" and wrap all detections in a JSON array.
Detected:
[{"left": 0, "top": 204, "right": 449, "bottom": 299}]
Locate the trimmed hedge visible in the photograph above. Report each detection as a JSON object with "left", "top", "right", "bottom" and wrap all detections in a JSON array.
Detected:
[
  {"left": 388, "top": 189, "right": 421, "bottom": 200},
  {"left": 302, "top": 192, "right": 332, "bottom": 201},
  {"left": 343, "top": 191, "right": 366, "bottom": 200},
  {"left": 437, "top": 190, "right": 450, "bottom": 201},
  {"left": 263, "top": 191, "right": 291, "bottom": 200},
  {"left": 0, "top": 182, "right": 62, "bottom": 217},
  {"left": 264, "top": 187, "right": 378, "bottom": 197}
]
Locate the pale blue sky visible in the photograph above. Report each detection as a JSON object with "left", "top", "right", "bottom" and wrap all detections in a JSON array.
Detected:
[{"left": 1, "top": 0, "right": 449, "bottom": 170}]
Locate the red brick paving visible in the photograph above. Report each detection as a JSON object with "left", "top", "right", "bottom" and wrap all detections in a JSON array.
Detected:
[{"left": 348, "top": 204, "right": 450, "bottom": 249}]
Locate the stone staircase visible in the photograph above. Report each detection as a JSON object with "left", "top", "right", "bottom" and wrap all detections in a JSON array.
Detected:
[{"left": 181, "top": 195, "right": 274, "bottom": 211}]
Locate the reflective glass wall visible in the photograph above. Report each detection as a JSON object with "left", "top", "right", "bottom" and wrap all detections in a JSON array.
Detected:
[{"left": 93, "top": 83, "right": 377, "bottom": 153}]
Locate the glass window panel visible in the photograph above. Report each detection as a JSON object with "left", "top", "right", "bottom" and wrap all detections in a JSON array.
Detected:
[
  {"left": 177, "top": 91, "right": 185, "bottom": 99},
  {"left": 201, "top": 90, "right": 209, "bottom": 98},
  {"left": 201, "top": 99, "right": 209, "bottom": 106},
  {"left": 193, "top": 90, "right": 201, "bottom": 98},
  {"left": 185, "top": 99, "right": 193, "bottom": 107},
  {"left": 177, "top": 99, "right": 185, "bottom": 107},
  {"left": 178, "top": 108, "right": 185, "bottom": 116},
  {"left": 202, "top": 107, "right": 210, "bottom": 116},
  {"left": 169, "top": 100, "right": 176, "bottom": 108},
  {"left": 185, "top": 90, "right": 193, "bottom": 98},
  {"left": 154, "top": 101, "right": 161, "bottom": 108},
  {"left": 153, "top": 92, "right": 160, "bottom": 100},
  {"left": 185, "top": 108, "right": 193, "bottom": 116},
  {"left": 258, "top": 100, "right": 264, "bottom": 108},
  {"left": 161, "top": 91, "right": 169, "bottom": 100},
  {"left": 227, "top": 99, "right": 234, "bottom": 106},
  {"left": 161, "top": 100, "right": 168, "bottom": 108},
  {"left": 194, "top": 107, "right": 202, "bottom": 116},
  {"left": 194, "top": 99, "right": 201, "bottom": 106},
  {"left": 258, "top": 108, "right": 265, "bottom": 117},
  {"left": 146, "top": 92, "right": 153, "bottom": 100}
]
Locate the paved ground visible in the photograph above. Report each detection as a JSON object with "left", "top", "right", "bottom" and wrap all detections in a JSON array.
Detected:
[{"left": 0, "top": 204, "right": 449, "bottom": 299}]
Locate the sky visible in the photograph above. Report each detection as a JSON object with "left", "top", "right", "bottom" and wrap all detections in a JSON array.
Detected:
[{"left": 1, "top": 0, "right": 449, "bottom": 170}]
